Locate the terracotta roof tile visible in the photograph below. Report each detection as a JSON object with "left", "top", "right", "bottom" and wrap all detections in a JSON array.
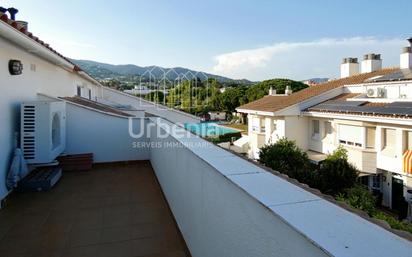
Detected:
[
  {"left": 0, "top": 11, "right": 97, "bottom": 81},
  {"left": 237, "top": 68, "right": 399, "bottom": 113}
]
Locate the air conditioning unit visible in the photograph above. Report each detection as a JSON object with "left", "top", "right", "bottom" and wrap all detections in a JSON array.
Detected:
[
  {"left": 21, "top": 101, "right": 66, "bottom": 164},
  {"left": 366, "top": 87, "right": 385, "bottom": 98}
]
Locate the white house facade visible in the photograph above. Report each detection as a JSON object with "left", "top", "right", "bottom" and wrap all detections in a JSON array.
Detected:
[{"left": 237, "top": 40, "right": 412, "bottom": 217}]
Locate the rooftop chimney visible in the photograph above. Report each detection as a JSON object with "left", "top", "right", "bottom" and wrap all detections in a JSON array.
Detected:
[
  {"left": 400, "top": 37, "right": 412, "bottom": 70},
  {"left": 7, "top": 7, "right": 18, "bottom": 20},
  {"left": 285, "top": 86, "right": 293, "bottom": 95},
  {"left": 16, "top": 20, "right": 28, "bottom": 30},
  {"left": 269, "top": 87, "right": 276, "bottom": 96},
  {"left": 340, "top": 57, "right": 359, "bottom": 78},
  {"left": 361, "top": 53, "right": 382, "bottom": 73}
]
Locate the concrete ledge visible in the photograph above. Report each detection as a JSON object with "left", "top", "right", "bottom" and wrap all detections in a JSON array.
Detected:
[{"left": 149, "top": 118, "right": 412, "bottom": 257}]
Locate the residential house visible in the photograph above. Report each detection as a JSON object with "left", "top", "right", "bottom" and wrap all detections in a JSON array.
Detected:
[{"left": 237, "top": 40, "right": 412, "bottom": 216}]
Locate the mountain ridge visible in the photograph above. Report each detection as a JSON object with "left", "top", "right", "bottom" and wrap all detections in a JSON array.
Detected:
[{"left": 71, "top": 59, "right": 253, "bottom": 84}]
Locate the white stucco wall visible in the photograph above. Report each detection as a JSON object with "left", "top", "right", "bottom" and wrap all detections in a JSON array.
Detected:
[
  {"left": 285, "top": 116, "right": 309, "bottom": 150},
  {"left": 0, "top": 37, "right": 101, "bottom": 201},
  {"left": 149, "top": 118, "right": 412, "bottom": 257},
  {"left": 65, "top": 103, "right": 149, "bottom": 162}
]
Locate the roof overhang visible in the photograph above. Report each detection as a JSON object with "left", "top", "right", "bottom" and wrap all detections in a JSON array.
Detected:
[
  {"left": 0, "top": 19, "right": 102, "bottom": 86},
  {"left": 0, "top": 20, "right": 74, "bottom": 71},
  {"left": 303, "top": 111, "right": 412, "bottom": 126},
  {"left": 236, "top": 108, "right": 276, "bottom": 116}
]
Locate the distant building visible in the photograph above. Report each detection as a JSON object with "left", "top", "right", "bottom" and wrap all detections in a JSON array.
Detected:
[
  {"left": 208, "top": 111, "right": 226, "bottom": 121},
  {"left": 302, "top": 78, "right": 329, "bottom": 86}
]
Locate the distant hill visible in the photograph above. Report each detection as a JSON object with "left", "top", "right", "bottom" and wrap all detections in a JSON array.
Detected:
[{"left": 71, "top": 59, "right": 252, "bottom": 84}]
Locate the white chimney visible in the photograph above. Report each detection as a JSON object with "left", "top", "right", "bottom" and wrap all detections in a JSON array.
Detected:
[
  {"left": 340, "top": 57, "right": 359, "bottom": 78},
  {"left": 361, "top": 53, "right": 382, "bottom": 73},
  {"left": 269, "top": 87, "right": 276, "bottom": 96},
  {"left": 285, "top": 86, "right": 293, "bottom": 95},
  {"left": 400, "top": 38, "right": 412, "bottom": 70}
]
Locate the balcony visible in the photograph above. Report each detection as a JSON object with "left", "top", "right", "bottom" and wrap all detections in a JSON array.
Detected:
[
  {"left": 344, "top": 147, "right": 378, "bottom": 174},
  {"left": 0, "top": 162, "right": 189, "bottom": 257},
  {"left": 2, "top": 99, "right": 412, "bottom": 257}
]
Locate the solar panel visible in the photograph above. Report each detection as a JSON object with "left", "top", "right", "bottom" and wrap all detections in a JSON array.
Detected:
[
  {"left": 322, "top": 101, "right": 366, "bottom": 107},
  {"left": 308, "top": 97, "right": 412, "bottom": 117},
  {"left": 386, "top": 102, "right": 412, "bottom": 108},
  {"left": 372, "top": 69, "right": 412, "bottom": 82}
]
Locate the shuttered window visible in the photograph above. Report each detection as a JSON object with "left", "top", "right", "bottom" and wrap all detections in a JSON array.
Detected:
[
  {"left": 338, "top": 124, "right": 363, "bottom": 147},
  {"left": 312, "top": 120, "right": 320, "bottom": 139},
  {"left": 324, "top": 121, "right": 332, "bottom": 136},
  {"left": 404, "top": 131, "right": 412, "bottom": 151},
  {"left": 382, "top": 128, "right": 396, "bottom": 156},
  {"left": 252, "top": 117, "right": 264, "bottom": 132},
  {"left": 366, "top": 127, "right": 376, "bottom": 149}
]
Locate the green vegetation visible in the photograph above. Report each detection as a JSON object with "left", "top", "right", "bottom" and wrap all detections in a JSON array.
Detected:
[
  {"left": 145, "top": 91, "right": 165, "bottom": 103},
  {"left": 373, "top": 212, "right": 412, "bottom": 234},
  {"left": 259, "top": 143, "right": 358, "bottom": 195},
  {"left": 317, "top": 147, "right": 359, "bottom": 195},
  {"left": 259, "top": 138, "right": 313, "bottom": 184},
  {"left": 336, "top": 185, "right": 377, "bottom": 216},
  {"left": 245, "top": 79, "right": 308, "bottom": 102},
  {"left": 167, "top": 78, "right": 308, "bottom": 116},
  {"left": 259, "top": 139, "right": 412, "bottom": 235},
  {"left": 208, "top": 132, "right": 242, "bottom": 144},
  {"left": 338, "top": 187, "right": 412, "bottom": 233}
]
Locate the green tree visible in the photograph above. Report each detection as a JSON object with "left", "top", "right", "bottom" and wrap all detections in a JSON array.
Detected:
[
  {"left": 317, "top": 147, "right": 359, "bottom": 195},
  {"left": 258, "top": 138, "right": 314, "bottom": 184},
  {"left": 246, "top": 79, "right": 308, "bottom": 102},
  {"left": 145, "top": 91, "right": 164, "bottom": 103}
]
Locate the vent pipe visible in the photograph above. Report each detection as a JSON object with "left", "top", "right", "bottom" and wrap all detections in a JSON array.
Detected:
[
  {"left": 269, "top": 87, "right": 276, "bottom": 96},
  {"left": 285, "top": 86, "right": 293, "bottom": 95}
]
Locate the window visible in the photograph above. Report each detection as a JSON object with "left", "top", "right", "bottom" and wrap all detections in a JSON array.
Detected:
[
  {"left": 366, "top": 127, "right": 376, "bottom": 149},
  {"left": 404, "top": 131, "right": 412, "bottom": 151},
  {"left": 312, "top": 120, "right": 320, "bottom": 139},
  {"left": 324, "top": 121, "right": 332, "bottom": 137},
  {"left": 88, "top": 89, "right": 92, "bottom": 100},
  {"left": 371, "top": 175, "right": 381, "bottom": 189},
  {"left": 77, "top": 86, "right": 81, "bottom": 97},
  {"left": 251, "top": 117, "right": 260, "bottom": 132},
  {"left": 382, "top": 128, "right": 396, "bottom": 156},
  {"left": 338, "top": 124, "right": 363, "bottom": 147}
]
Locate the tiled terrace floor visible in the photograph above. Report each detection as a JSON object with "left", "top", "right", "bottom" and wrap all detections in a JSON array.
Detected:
[{"left": 0, "top": 162, "right": 190, "bottom": 257}]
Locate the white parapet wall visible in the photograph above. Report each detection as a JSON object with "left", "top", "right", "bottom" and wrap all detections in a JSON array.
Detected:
[
  {"left": 100, "top": 86, "right": 201, "bottom": 124},
  {"left": 148, "top": 118, "right": 412, "bottom": 257},
  {"left": 65, "top": 102, "right": 150, "bottom": 162}
]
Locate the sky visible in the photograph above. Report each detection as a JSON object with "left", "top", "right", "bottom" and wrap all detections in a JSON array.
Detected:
[{"left": 2, "top": 0, "right": 412, "bottom": 81}]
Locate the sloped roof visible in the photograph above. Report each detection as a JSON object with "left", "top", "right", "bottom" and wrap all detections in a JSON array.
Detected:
[
  {"left": 237, "top": 68, "right": 399, "bottom": 113},
  {"left": 0, "top": 11, "right": 97, "bottom": 83}
]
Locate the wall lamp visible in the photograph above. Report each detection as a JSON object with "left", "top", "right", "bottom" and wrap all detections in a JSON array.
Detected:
[{"left": 9, "top": 60, "right": 23, "bottom": 75}]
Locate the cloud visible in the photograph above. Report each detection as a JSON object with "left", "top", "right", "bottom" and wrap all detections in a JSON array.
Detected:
[{"left": 212, "top": 37, "right": 405, "bottom": 80}]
